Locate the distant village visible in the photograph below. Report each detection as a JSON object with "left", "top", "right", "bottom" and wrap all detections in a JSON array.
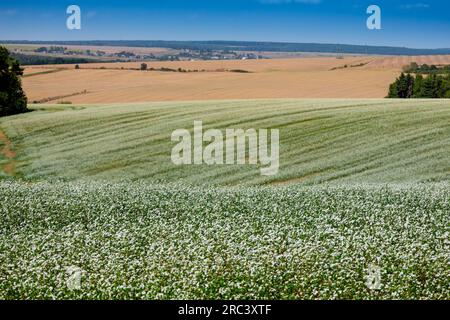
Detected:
[{"left": 33, "top": 46, "right": 265, "bottom": 61}]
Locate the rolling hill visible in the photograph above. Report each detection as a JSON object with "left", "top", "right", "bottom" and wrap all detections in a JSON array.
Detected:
[
  {"left": 1, "top": 98, "right": 449, "bottom": 299},
  {"left": 1, "top": 99, "right": 449, "bottom": 184},
  {"left": 5, "top": 40, "right": 450, "bottom": 56}
]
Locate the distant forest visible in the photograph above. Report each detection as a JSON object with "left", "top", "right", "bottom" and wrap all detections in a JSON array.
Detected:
[
  {"left": 3, "top": 40, "right": 450, "bottom": 56},
  {"left": 11, "top": 53, "right": 117, "bottom": 65}
]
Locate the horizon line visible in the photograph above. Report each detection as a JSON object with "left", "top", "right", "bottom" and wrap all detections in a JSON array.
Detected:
[{"left": 2, "top": 40, "right": 450, "bottom": 53}]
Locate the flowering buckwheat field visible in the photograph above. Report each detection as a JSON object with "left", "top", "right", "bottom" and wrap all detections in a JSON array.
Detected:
[
  {"left": 0, "top": 99, "right": 449, "bottom": 300},
  {"left": 0, "top": 182, "right": 448, "bottom": 299}
]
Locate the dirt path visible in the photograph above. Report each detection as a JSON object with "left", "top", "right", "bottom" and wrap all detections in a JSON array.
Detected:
[{"left": 0, "top": 129, "right": 16, "bottom": 176}]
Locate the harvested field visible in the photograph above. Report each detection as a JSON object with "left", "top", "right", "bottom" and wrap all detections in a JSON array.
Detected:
[
  {"left": 366, "top": 55, "right": 450, "bottom": 69},
  {"left": 22, "top": 55, "right": 450, "bottom": 103},
  {"left": 22, "top": 56, "right": 403, "bottom": 103}
]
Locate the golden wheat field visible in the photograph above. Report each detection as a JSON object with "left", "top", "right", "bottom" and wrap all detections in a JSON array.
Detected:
[{"left": 21, "top": 55, "right": 450, "bottom": 103}]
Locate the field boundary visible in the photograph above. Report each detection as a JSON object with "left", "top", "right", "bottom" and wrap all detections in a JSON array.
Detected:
[
  {"left": 33, "top": 90, "right": 90, "bottom": 104},
  {"left": 0, "top": 128, "right": 16, "bottom": 176},
  {"left": 22, "top": 68, "right": 66, "bottom": 78}
]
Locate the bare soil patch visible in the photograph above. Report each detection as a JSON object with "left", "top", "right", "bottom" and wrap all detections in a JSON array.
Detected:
[{"left": 0, "top": 129, "right": 16, "bottom": 175}]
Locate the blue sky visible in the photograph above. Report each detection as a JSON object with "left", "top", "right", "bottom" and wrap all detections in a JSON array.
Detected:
[{"left": 0, "top": 0, "right": 449, "bottom": 48}]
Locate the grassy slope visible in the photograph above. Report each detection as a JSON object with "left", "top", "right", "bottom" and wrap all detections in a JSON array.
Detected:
[{"left": 1, "top": 99, "right": 449, "bottom": 185}]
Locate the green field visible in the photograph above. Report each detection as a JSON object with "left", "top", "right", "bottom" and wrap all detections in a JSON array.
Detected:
[
  {"left": 1, "top": 99, "right": 449, "bottom": 185},
  {"left": 0, "top": 99, "right": 449, "bottom": 299}
]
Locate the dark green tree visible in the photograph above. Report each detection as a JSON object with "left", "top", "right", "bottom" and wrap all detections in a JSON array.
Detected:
[
  {"left": 421, "top": 75, "right": 438, "bottom": 98},
  {"left": 413, "top": 74, "right": 424, "bottom": 97},
  {"left": 393, "top": 73, "right": 414, "bottom": 98},
  {"left": 387, "top": 82, "right": 398, "bottom": 98},
  {"left": 405, "top": 73, "right": 415, "bottom": 98},
  {"left": 396, "top": 73, "right": 407, "bottom": 98},
  {"left": 444, "top": 74, "right": 450, "bottom": 98},
  {"left": 0, "top": 46, "right": 28, "bottom": 117}
]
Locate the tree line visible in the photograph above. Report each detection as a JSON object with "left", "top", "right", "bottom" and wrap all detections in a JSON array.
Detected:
[
  {"left": 387, "top": 72, "right": 450, "bottom": 99},
  {"left": 403, "top": 62, "right": 450, "bottom": 75},
  {"left": 0, "top": 47, "right": 28, "bottom": 117},
  {"left": 11, "top": 52, "right": 111, "bottom": 66},
  {"left": 5, "top": 40, "right": 450, "bottom": 55}
]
